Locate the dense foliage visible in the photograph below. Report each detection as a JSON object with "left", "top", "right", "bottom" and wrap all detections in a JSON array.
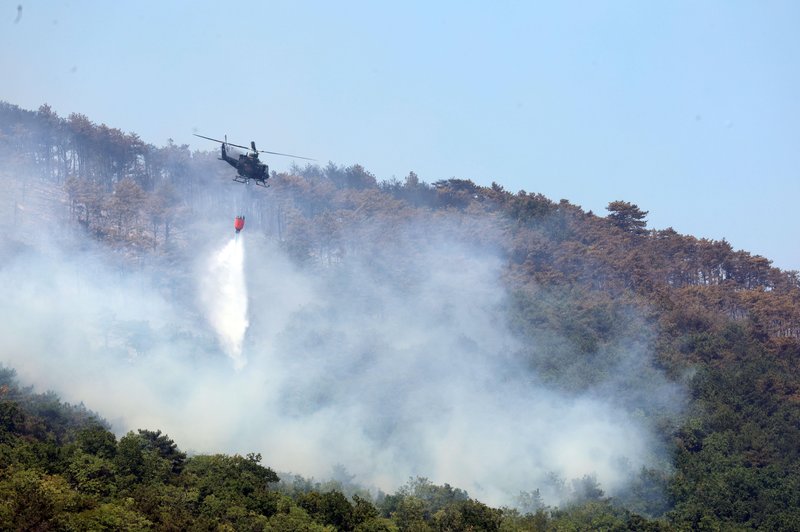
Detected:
[{"left": 2, "top": 101, "right": 800, "bottom": 529}]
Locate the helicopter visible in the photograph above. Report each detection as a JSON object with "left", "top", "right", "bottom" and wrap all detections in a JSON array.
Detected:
[{"left": 194, "top": 134, "right": 314, "bottom": 187}]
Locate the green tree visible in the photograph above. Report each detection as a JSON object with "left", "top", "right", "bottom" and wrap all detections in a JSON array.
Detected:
[
  {"left": 137, "top": 429, "right": 186, "bottom": 474},
  {"left": 298, "top": 490, "right": 356, "bottom": 530},
  {"left": 570, "top": 474, "right": 605, "bottom": 504},
  {"left": 114, "top": 430, "right": 175, "bottom": 488},
  {"left": 0, "top": 468, "right": 81, "bottom": 531},
  {"left": 267, "top": 496, "right": 336, "bottom": 532},
  {"left": 60, "top": 501, "right": 153, "bottom": 531},
  {"left": 183, "top": 453, "right": 279, "bottom": 518},
  {"left": 67, "top": 451, "right": 116, "bottom": 496},
  {"left": 115, "top": 431, "right": 146, "bottom": 487},
  {"left": 76, "top": 423, "right": 117, "bottom": 458},
  {"left": 352, "top": 494, "right": 380, "bottom": 527},
  {"left": 606, "top": 200, "right": 648, "bottom": 234},
  {"left": 389, "top": 496, "right": 431, "bottom": 531}
]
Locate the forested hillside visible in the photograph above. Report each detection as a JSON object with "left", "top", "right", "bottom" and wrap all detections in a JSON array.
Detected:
[{"left": 2, "top": 101, "right": 800, "bottom": 530}]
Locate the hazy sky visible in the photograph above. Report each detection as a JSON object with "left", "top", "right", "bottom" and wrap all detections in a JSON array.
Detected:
[{"left": 3, "top": 1, "right": 799, "bottom": 270}]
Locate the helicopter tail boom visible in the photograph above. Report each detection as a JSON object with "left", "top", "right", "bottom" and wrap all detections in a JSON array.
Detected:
[{"left": 220, "top": 143, "right": 240, "bottom": 169}]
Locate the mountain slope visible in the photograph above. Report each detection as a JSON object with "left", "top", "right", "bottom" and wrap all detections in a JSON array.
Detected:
[{"left": 2, "top": 101, "right": 800, "bottom": 530}]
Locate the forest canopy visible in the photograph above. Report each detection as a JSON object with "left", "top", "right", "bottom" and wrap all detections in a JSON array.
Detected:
[{"left": 1, "top": 101, "right": 800, "bottom": 530}]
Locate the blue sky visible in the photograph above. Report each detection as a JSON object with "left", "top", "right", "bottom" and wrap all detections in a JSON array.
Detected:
[{"left": 3, "top": 1, "right": 799, "bottom": 270}]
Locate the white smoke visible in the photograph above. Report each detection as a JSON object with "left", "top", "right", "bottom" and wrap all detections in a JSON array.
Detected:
[
  {"left": 0, "top": 194, "right": 681, "bottom": 508},
  {"left": 199, "top": 237, "right": 248, "bottom": 369}
]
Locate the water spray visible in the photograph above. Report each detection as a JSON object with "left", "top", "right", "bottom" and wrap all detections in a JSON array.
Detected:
[{"left": 200, "top": 232, "right": 249, "bottom": 369}]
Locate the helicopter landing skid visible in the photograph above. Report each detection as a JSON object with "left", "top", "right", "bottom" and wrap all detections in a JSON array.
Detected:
[{"left": 233, "top": 176, "right": 269, "bottom": 188}]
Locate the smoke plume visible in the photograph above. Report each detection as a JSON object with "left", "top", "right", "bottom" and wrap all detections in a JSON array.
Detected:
[{"left": 0, "top": 174, "right": 681, "bottom": 508}]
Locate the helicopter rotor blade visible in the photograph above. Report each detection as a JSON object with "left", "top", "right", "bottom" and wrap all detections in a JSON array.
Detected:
[
  {"left": 225, "top": 141, "right": 252, "bottom": 151},
  {"left": 193, "top": 134, "right": 250, "bottom": 151},
  {"left": 193, "top": 133, "right": 225, "bottom": 144},
  {"left": 256, "top": 149, "right": 316, "bottom": 161},
  {"left": 195, "top": 134, "right": 315, "bottom": 160}
]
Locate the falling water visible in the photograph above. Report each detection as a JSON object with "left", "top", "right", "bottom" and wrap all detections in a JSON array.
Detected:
[{"left": 200, "top": 237, "right": 249, "bottom": 369}]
